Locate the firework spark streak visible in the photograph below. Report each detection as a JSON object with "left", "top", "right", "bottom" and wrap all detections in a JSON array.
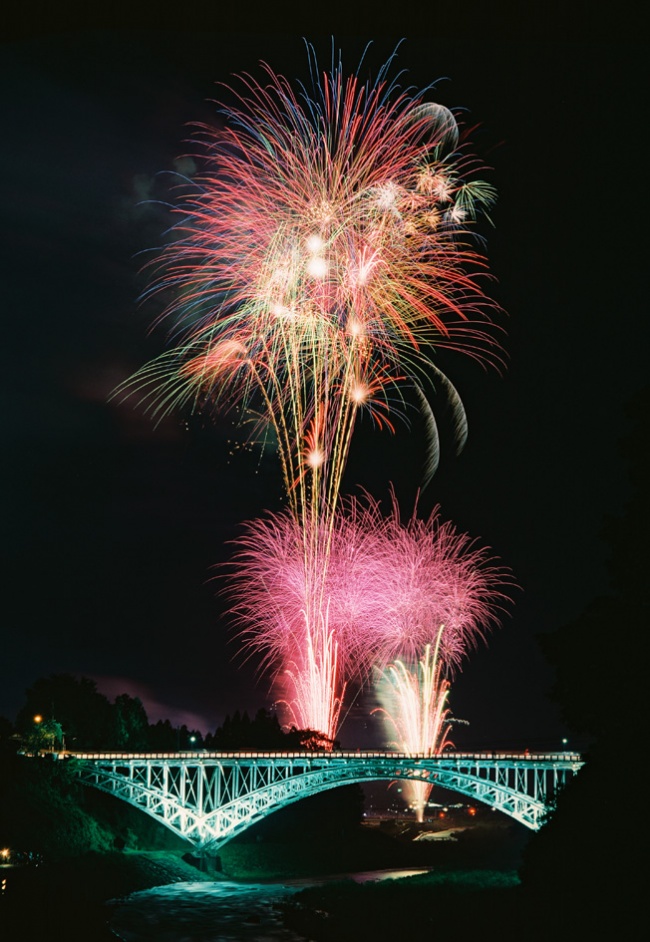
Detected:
[{"left": 374, "top": 630, "right": 453, "bottom": 821}]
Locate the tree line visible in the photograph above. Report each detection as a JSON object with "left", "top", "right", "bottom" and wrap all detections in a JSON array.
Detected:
[{"left": 0, "top": 673, "right": 333, "bottom": 754}]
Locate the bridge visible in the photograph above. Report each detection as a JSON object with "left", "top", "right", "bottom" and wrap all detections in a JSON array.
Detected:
[{"left": 68, "top": 750, "right": 583, "bottom": 853}]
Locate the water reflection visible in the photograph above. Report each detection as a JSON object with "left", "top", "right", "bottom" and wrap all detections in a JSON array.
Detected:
[
  {"left": 108, "top": 869, "right": 432, "bottom": 941},
  {"left": 109, "top": 880, "right": 309, "bottom": 941}
]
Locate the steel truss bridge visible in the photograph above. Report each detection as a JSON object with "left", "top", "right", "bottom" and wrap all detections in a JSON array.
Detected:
[{"left": 69, "top": 750, "right": 583, "bottom": 853}]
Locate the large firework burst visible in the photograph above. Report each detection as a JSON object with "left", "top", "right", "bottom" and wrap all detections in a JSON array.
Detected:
[{"left": 120, "top": 45, "right": 503, "bottom": 531}]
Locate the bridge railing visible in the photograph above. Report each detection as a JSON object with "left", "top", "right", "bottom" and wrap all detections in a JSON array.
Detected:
[{"left": 63, "top": 749, "right": 582, "bottom": 763}]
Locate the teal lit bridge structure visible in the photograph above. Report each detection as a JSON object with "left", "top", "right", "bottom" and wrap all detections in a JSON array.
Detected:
[{"left": 69, "top": 750, "right": 583, "bottom": 853}]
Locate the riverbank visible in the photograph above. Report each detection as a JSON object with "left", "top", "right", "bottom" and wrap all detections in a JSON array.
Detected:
[
  {"left": 275, "top": 820, "right": 534, "bottom": 940},
  {"left": 282, "top": 868, "right": 525, "bottom": 941},
  {"left": 0, "top": 851, "right": 212, "bottom": 940},
  {"left": 0, "top": 827, "right": 520, "bottom": 942}
]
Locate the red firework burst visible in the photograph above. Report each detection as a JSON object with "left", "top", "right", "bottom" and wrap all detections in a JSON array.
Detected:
[{"left": 121, "top": 46, "right": 505, "bottom": 513}]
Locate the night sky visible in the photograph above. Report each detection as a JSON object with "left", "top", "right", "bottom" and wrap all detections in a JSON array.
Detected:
[{"left": 3, "top": 15, "right": 646, "bottom": 751}]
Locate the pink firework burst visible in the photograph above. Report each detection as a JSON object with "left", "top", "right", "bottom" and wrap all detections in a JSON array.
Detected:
[
  {"left": 355, "top": 491, "right": 514, "bottom": 808},
  {"left": 226, "top": 492, "right": 514, "bottom": 740},
  {"left": 324, "top": 491, "right": 515, "bottom": 674}
]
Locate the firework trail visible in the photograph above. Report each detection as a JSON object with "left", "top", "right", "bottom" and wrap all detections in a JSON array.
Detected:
[
  {"left": 228, "top": 492, "right": 513, "bottom": 740},
  {"left": 226, "top": 504, "right": 376, "bottom": 738},
  {"left": 374, "top": 630, "right": 452, "bottom": 821}
]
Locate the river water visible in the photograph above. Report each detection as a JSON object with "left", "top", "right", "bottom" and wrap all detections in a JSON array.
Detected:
[{"left": 107, "top": 869, "right": 431, "bottom": 941}]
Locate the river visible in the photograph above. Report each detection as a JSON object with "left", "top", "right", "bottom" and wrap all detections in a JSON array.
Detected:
[{"left": 107, "top": 869, "right": 432, "bottom": 941}]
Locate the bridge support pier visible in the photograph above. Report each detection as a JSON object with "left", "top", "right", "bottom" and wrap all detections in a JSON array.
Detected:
[{"left": 183, "top": 851, "right": 221, "bottom": 873}]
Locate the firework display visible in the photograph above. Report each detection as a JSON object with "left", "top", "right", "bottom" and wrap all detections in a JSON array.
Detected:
[{"left": 127, "top": 44, "right": 510, "bottom": 787}]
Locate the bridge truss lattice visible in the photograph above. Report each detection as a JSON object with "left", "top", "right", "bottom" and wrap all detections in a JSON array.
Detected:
[{"left": 72, "top": 751, "right": 583, "bottom": 853}]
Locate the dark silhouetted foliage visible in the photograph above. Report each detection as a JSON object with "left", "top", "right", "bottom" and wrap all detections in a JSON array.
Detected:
[
  {"left": 204, "top": 707, "right": 339, "bottom": 752},
  {"left": 112, "top": 693, "right": 149, "bottom": 750},
  {"left": 14, "top": 674, "right": 205, "bottom": 752},
  {"left": 0, "top": 753, "right": 114, "bottom": 858},
  {"left": 520, "top": 386, "right": 649, "bottom": 926},
  {"left": 16, "top": 674, "right": 114, "bottom": 750}
]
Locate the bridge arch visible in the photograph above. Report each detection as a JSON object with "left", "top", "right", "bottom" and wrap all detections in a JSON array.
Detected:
[{"left": 71, "top": 751, "right": 583, "bottom": 853}]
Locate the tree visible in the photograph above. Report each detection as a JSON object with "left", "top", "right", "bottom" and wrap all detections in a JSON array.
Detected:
[
  {"left": 538, "top": 387, "right": 648, "bottom": 742},
  {"left": 204, "top": 708, "right": 340, "bottom": 751},
  {"left": 16, "top": 674, "right": 113, "bottom": 750},
  {"left": 112, "top": 694, "right": 149, "bottom": 750},
  {"left": 0, "top": 715, "right": 16, "bottom": 755},
  {"left": 23, "top": 716, "right": 64, "bottom": 754}
]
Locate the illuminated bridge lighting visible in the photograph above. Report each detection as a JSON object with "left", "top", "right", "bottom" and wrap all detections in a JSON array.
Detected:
[{"left": 65, "top": 750, "right": 583, "bottom": 852}]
